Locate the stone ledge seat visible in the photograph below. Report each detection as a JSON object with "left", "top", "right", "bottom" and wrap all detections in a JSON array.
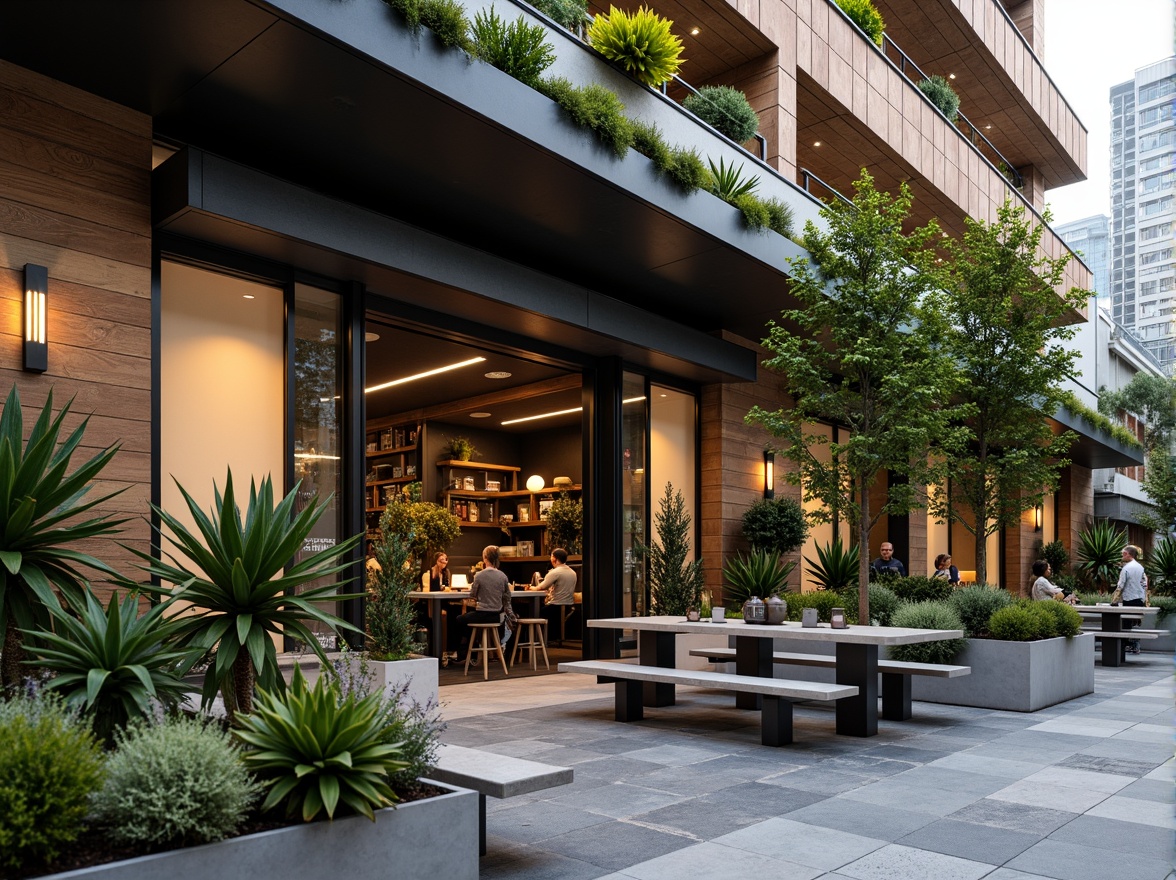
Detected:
[
  {"left": 558, "top": 659, "right": 857, "bottom": 747},
  {"left": 688, "top": 647, "right": 970, "bottom": 722},
  {"left": 426, "top": 742, "right": 573, "bottom": 856}
]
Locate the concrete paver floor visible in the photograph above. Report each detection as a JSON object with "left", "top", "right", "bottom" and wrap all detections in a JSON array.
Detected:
[{"left": 436, "top": 655, "right": 1175, "bottom": 880}]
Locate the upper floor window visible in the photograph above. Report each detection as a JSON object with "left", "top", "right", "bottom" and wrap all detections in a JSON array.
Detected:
[
  {"left": 1139, "top": 104, "right": 1174, "bottom": 128},
  {"left": 1138, "top": 77, "right": 1176, "bottom": 103},
  {"left": 1140, "top": 130, "right": 1174, "bottom": 151}
]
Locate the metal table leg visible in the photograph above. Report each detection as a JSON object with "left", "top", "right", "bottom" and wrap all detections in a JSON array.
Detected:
[
  {"left": 735, "top": 636, "right": 772, "bottom": 710},
  {"left": 1101, "top": 613, "right": 1123, "bottom": 667},
  {"left": 639, "top": 630, "right": 676, "bottom": 706},
  {"left": 835, "top": 642, "right": 879, "bottom": 737}
]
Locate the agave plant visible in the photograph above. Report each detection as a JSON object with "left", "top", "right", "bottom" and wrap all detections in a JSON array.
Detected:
[
  {"left": 236, "top": 667, "right": 407, "bottom": 822},
  {"left": 722, "top": 550, "right": 796, "bottom": 608},
  {"left": 804, "top": 537, "right": 860, "bottom": 592},
  {"left": 0, "top": 386, "right": 127, "bottom": 690},
  {"left": 1075, "top": 520, "right": 1127, "bottom": 592},
  {"left": 707, "top": 157, "right": 759, "bottom": 201},
  {"left": 22, "top": 589, "right": 197, "bottom": 745},
  {"left": 132, "top": 470, "right": 363, "bottom": 715},
  {"left": 586, "top": 6, "right": 684, "bottom": 88},
  {"left": 1145, "top": 537, "right": 1176, "bottom": 596}
]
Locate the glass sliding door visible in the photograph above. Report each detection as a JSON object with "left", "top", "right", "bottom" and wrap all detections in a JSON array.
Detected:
[{"left": 621, "top": 372, "right": 648, "bottom": 616}]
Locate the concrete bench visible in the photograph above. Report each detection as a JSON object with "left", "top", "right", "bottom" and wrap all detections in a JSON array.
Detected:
[
  {"left": 558, "top": 659, "right": 858, "bottom": 746},
  {"left": 688, "top": 647, "right": 970, "bottom": 721},
  {"left": 427, "top": 742, "right": 573, "bottom": 855}
]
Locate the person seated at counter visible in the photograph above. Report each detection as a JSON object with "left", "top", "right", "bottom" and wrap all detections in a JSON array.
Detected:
[
  {"left": 931, "top": 553, "right": 960, "bottom": 585},
  {"left": 1030, "top": 560, "right": 1076, "bottom": 603},
  {"left": 454, "top": 545, "right": 512, "bottom": 659},
  {"left": 527, "top": 547, "right": 577, "bottom": 629},
  {"left": 422, "top": 552, "right": 451, "bottom": 590}
]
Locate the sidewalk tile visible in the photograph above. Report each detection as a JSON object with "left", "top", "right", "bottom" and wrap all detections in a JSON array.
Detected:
[{"left": 836, "top": 843, "right": 994, "bottom": 880}]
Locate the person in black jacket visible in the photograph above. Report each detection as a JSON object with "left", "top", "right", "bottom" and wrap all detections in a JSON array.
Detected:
[{"left": 870, "top": 542, "right": 907, "bottom": 579}]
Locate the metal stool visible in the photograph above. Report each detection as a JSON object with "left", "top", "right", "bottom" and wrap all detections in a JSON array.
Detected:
[
  {"left": 465, "top": 623, "right": 508, "bottom": 679},
  {"left": 510, "top": 619, "right": 549, "bottom": 670}
]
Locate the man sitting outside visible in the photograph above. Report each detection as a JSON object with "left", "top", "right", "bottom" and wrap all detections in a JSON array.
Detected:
[{"left": 871, "top": 542, "right": 907, "bottom": 580}]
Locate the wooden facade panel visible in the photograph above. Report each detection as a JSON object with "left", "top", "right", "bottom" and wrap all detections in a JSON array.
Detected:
[
  {"left": 0, "top": 195, "right": 150, "bottom": 268},
  {"left": 0, "top": 60, "right": 149, "bottom": 139},
  {"left": 0, "top": 123, "right": 149, "bottom": 205},
  {"left": 0, "top": 232, "right": 150, "bottom": 298},
  {"left": 0, "top": 272, "right": 152, "bottom": 329}
]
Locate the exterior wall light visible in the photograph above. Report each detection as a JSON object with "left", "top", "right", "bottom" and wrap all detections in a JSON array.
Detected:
[
  {"left": 1033, "top": 503, "right": 1043, "bottom": 531},
  {"left": 763, "top": 450, "right": 775, "bottom": 500},
  {"left": 23, "top": 264, "right": 48, "bottom": 373}
]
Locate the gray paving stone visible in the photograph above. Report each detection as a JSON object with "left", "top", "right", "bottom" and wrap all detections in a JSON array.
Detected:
[
  {"left": 784, "top": 797, "right": 939, "bottom": 841},
  {"left": 837, "top": 843, "right": 995, "bottom": 880},
  {"left": 1007, "top": 837, "right": 1174, "bottom": 880},
  {"left": 571, "top": 755, "right": 667, "bottom": 781},
  {"left": 896, "top": 817, "right": 1041, "bottom": 863},
  {"left": 839, "top": 778, "right": 986, "bottom": 817},
  {"left": 981, "top": 870, "right": 1065, "bottom": 880},
  {"left": 1047, "top": 814, "right": 1176, "bottom": 861},
  {"left": 946, "top": 798, "right": 1078, "bottom": 834},
  {"left": 487, "top": 799, "right": 614, "bottom": 844},
  {"left": 888, "top": 765, "right": 1011, "bottom": 795},
  {"left": 697, "top": 780, "right": 827, "bottom": 818},
  {"left": 629, "top": 795, "right": 771, "bottom": 838},
  {"left": 712, "top": 817, "right": 886, "bottom": 871},
  {"left": 549, "top": 781, "right": 688, "bottom": 819},
  {"left": 758, "top": 766, "right": 877, "bottom": 795},
  {"left": 1079, "top": 739, "right": 1175, "bottom": 765},
  {"left": 538, "top": 819, "right": 694, "bottom": 871},
  {"left": 621, "top": 840, "right": 823, "bottom": 880},
  {"left": 1117, "top": 777, "right": 1176, "bottom": 803},
  {"left": 1057, "top": 753, "right": 1158, "bottom": 777},
  {"left": 478, "top": 842, "right": 616, "bottom": 880}
]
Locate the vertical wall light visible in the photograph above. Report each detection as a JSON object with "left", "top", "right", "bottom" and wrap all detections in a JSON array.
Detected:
[
  {"left": 763, "top": 449, "right": 775, "bottom": 500},
  {"left": 23, "top": 264, "right": 48, "bottom": 373},
  {"left": 1033, "top": 503, "right": 1043, "bottom": 532}
]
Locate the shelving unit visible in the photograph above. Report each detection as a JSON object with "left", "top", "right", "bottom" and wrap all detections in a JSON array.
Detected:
[{"left": 365, "top": 422, "right": 420, "bottom": 518}]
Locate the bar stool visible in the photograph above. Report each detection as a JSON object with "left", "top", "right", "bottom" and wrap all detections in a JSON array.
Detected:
[
  {"left": 510, "top": 619, "right": 549, "bottom": 671},
  {"left": 464, "top": 623, "right": 508, "bottom": 679}
]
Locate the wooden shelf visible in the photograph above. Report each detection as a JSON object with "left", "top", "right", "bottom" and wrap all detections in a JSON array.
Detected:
[
  {"left": 506, "top": 521, "right": 547, "bottom": 529},
  {"left": 501, "top": 555, "right": 582, "bottom": 563},
  {"left": 368, "top": 444, "right": 417, "bottom": 458},
  {"left": 436, "top": 459, "right": 521, "bottom": 473},
  {"left": 367, "top": 476, "right": 418, "bottom": 488},
  {"left": 443, "top": 489, "right": 519, "bottom": 499}
]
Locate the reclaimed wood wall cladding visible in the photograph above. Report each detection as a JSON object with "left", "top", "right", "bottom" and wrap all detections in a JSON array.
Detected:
[{"left": 0, "top": 60, "right": 152, "bottom": 598}]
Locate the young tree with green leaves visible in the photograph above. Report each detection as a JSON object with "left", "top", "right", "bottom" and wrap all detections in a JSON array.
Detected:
[
  {"left": 1098, "top": 372, "right": 1176, "bottom": 533},
  {"left": 928, "top": 200, "right": 1087, "bottom": 586},
  {"left": 1140, "top": 445, "right": 1176, "bottom": 536},
  {"left": 748, "top": 170, "right": 961, "bottom": 625}
]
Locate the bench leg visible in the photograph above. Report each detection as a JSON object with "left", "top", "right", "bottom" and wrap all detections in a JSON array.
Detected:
[
  {"left": 639, "top": 631, "right": 675, "bottom": 707},
  {"left": 836, "top": 642, "right": 879, "bottom": 737},
  {"left": 761, "top": 696, "right": 793, "bottom": 746},
  {"left": 615, "top": 679, "right": 644, "bottom": 721},
  {"left": 735, "top": 636, "right": 773, "bottom": 710},
  {"left": 478, "top": 792, "right": 487, "bottom": 857},
  {"left": 881, "top": 673, "right": 912, "bottom": 721}
]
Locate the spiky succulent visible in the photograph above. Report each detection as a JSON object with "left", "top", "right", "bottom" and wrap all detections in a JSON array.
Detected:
[{"left": 587, "top": 6, "right": 684, "bottom": 88}]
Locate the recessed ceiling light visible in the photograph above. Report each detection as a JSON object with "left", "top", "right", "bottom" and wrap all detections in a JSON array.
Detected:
[
  {"left": 365, "top": 356, "right": 486, "bottom": 394},
  {"left": 242, "top": 294, "right": 255, "bottom": 299},
  {"left": 365, "top": 331, "right": 380, "bottom": 342},
  {"left": 470, "top": 412, "right": 492, "bottom": 418},
  {"left": 813, "top": 141, "right": 821, "bottom": 147},
  {"left": 690, "top": 26, "right": 700, "bottom": 35},
  {"left": 985, "top": 124, "right": 992, "bottom": 130},
  {"left": 948, "top": 73, "right": 956, "bottom": 80},
  {"left": 484, "top": 370, "right": 512, "bottom": 379}
]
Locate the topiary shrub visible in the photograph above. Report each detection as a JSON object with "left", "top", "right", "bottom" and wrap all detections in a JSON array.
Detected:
[
  {"left": 92, "top": 717, "right": 261, "bottom": 849},
  {"left": 529, "top": 0, "right": 589, "bottom": 30},
  {"left": 682, "top": 85, "right": 760, "bottom": 143},
  {"left": 741, "top": 497, "right": 808, "bottom": 554},
  {"left": 471, "top": 8, "right": 556, "bottom": 86},
  {"left": 0, "top": 694, "right": 105, "bottom": 874},
  {"left": 948, "top": 585, "right": 1013, "bottom": 638},
  {"left": 1033, "top": 600, "right": 1082, "bottom": 638},
  {"left": 835, "top": 0, "right": 884, "bottom": 45},
  {"left": 1025, "top": 601, "right": 1058, "bottom": 639},
  {"left": 917, "top": 74, "right": 960, "bottom": 122},
  {"left": 537, "top": 77, "right": 634, "bottom": 157},
  {"left": 988, "top": 603, "right": 1043, "bottom": 641},
  {"left": 887, "top": 602, "right": 966, "bottom": 664},
  {"left": 666, "top": 146, "right": 709, "bottom": 193},
  {"left": 587, "top": 6, "right": 684, "bottom": 88},
  {"left": 889, "top": 575, "right": 953, "bottom": 604},
  {"left": 631, "top": 120, "right": 672, "bottom": 171},
  {"left": 867, "top": 584, "right": 900, "bottom": 627},
  {"left": 764, "top": 197, "right": 795, "bottom": 237}
]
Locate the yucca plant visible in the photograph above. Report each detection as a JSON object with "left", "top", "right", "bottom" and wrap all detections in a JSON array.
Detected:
[
  {"left": 0, "top": 386, "right": 127, "bottom": 690},
  {"left": 587, "top": 6, "right": 684, "bottom": 88},
  {"left": 132, "top": 470, "right": 363, "bottom": 716},
  {"left": 1145, "top": 537, "right": 1176, "bottom": 596},
  {"left": 1075, "top": 520, "right": 1127, "bottom": 592},
  {"left": 804, "top": 537, "right": 860, "bottom": 592},
  {"left": 22, "top": 589, "right": 196, "bottom": 745},
  {"left": 236, "top": 667, "right": 407, "bottom": 822},
  {"left": 722, "top": 550, "right": 796, "bottom": 608},
  {"left": 707, "top": 157, "right": 759, "bottom": 201}
]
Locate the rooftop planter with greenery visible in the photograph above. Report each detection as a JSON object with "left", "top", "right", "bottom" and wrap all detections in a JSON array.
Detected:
[{"left": 1059, "top": 391, "right": 1143, "bottom": 449}]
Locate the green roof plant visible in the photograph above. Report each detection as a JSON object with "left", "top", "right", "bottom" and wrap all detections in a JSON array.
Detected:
[
  {"left": 666, "top": 146, "right": 708, "bottom": 192},
  {"left": 132, "top": 470, "right": 363, "bottom": 717},
  {"left": 537, "top": 77, "right": 635, "bottom": 157},
  {"left": 682, "top": 85, "right": 760, "bottom": 143},
  {"left": 472, "top": 8, "right": 556, "bottom": 87},
  {"left": 0, "top": 693, "right": 104, "bottom": 874},
  {"left": 529, "top": 0, "right": 589, "bottom": 31},
  {"left": 763, "top": 197, "right": 795, "bottom": 237},
  {"left": 587, "top": 6, "right": 685, "bottom": 88},
  {"left": 0, "top": 386, "right": 127, "bottom": 691},
  {"left": 834, "top": 0, "right": 884, "bottom": 45},
  {"left": 887, "top": 602, "right": 965, "bottom": 663},
  {"left": 887, "top": 575, "right": 953, "bottom": 604},
  {"left": 383, "top": 0, "right": 473, "bottom": 49},
  {"left": 917, "top": 74, "right": 960, "bottom": 122},
  {"left": 706, "top": 156, "right": 759, "bottom": 201},
  {"left": 22, "top": 588, "right": 196, "bottom": 746},
  {"left": 92, "top": 717, "right": 261, "bottom": 848},
  {"left": 631, "top": 119, "right": 672, "bottom": 171},
  {"left": 236, "top": 667, "right": 407, "bottom": 822}
]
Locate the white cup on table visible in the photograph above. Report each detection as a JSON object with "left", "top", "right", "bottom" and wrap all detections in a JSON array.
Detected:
[{"left": 711, "top": 606, "right": 725, "bottom": 623}]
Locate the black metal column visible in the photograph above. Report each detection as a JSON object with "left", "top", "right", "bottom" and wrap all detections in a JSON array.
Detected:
[
  {"left": 339, "top": 281, "right": 367, "bottom": 643},
  {"left": 835, "top": 642, "right": 879, "bottom": 737},
  {"left": 735, "top": 636, "right": 772, "bottom": 710},
  {"left": 584, "top": 357, "right": 623, "bottom": 661}
]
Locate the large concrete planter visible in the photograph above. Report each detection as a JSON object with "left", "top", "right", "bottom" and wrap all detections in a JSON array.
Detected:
[
  {"left": 44, "top": 780, "right": 478, "bottom": 880},
  {"left": 911, "top": 634, "right": 1094, "bottom": 712},
  {"left": 362, "top": 655, "right": 439, "bottom": 708}
]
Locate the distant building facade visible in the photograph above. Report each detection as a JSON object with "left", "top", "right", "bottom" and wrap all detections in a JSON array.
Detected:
[
  {"left": 1109, "top": 57, "right": 1176, "bottom": 372},
  {"left": 1056, "top": 214, "right": 1110, "bottom": 303}
]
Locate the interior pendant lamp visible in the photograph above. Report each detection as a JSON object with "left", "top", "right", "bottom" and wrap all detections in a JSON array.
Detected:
[
  {"left": 763, "top": 450, "right": 775, "bottom": 500},
  {"left": 23, "top": 264, "right": 48, "bottom": 373}
]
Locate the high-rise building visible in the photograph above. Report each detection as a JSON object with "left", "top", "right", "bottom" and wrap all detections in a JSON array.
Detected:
[
  {"left": 1109, "top": 57, "right": 1176, "bottom": 372},
  {"left": 1056, "top": 214, "right": 1110, "bottom": 301}
]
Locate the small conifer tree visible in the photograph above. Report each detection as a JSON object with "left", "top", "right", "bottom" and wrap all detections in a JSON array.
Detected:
[{"left": 638, "top": 483, "right": 704, "bottom": 615}]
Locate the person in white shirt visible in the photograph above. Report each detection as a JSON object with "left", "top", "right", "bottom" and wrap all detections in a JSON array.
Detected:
[
  {"left": 1030, "top": 560, "right": 1076, "bottom": 603},
  {"left": 1117, "top": 545, "right": 1147, "bottom": 653}
]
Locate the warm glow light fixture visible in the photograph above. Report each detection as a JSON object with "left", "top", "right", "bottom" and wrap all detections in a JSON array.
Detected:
[
  {"left": 365, "top": 356, "right": 486, "bottom": 393},
  {"left": 813, "top": 141, "right": 822, "bottom": 147},
  {"left": 764, "top": 449, "right": 775, "bottom": 499},
  {"left": 502, "top": 395, "right": 646, "bottom": 426},
  {"left": 948, "top": 73, "right": 956, "bottom": 79},
  {"left": 526, "top": 474, "right": 545, "bottom": 493},
  {"left": 23, "top": 264, "right": 47, "bottom": 373},
  {"left": 1033, "top": 503, "right": 1043, "bottom": 531},
  {"left": 451, "top": 573, "right": 469, "bottom": 589},
  {"left": 690, "top": 26, "right": 700, "bottom": 35}
]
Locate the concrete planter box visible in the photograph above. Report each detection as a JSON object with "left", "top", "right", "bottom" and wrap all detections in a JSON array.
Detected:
[
  {"left": 362, "top": 655, "right": 439, "bottom": 708},
  {"left": 911, "top": 634, "right": 1094, "bottom": 712},
  {"left": 43, "top": 780, "right": 478, "bottom": 880},
  {"left": 1143, "top": 615, "right": 1174, "bottom": 653}
]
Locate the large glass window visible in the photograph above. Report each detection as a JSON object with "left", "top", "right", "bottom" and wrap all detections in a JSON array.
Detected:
[{"left": 621, "top": 372, "right": 648, "bottom": 616}]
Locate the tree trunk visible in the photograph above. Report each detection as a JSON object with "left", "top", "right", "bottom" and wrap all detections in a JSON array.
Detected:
[
  {"left": 232, "top": 652, "right": 255, "bottom": 717},
  {"left": 2, "top": 617, "right": 24, "bottom": 693},
  {"left": 975, "top": 528, "right": 987, "bottom": 587},
  {"left": 858, "top": 482, "right": 871, "bottom": 625}
]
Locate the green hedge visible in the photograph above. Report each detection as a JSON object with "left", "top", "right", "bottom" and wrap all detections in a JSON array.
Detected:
[{"left": 887, "top": 602, "right": 965, "bottom": 664}]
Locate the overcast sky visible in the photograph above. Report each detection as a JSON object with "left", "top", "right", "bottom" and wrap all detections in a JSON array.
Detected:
[{"left": 1041, "top": 0, "right": 1174, "bottom": 225}]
